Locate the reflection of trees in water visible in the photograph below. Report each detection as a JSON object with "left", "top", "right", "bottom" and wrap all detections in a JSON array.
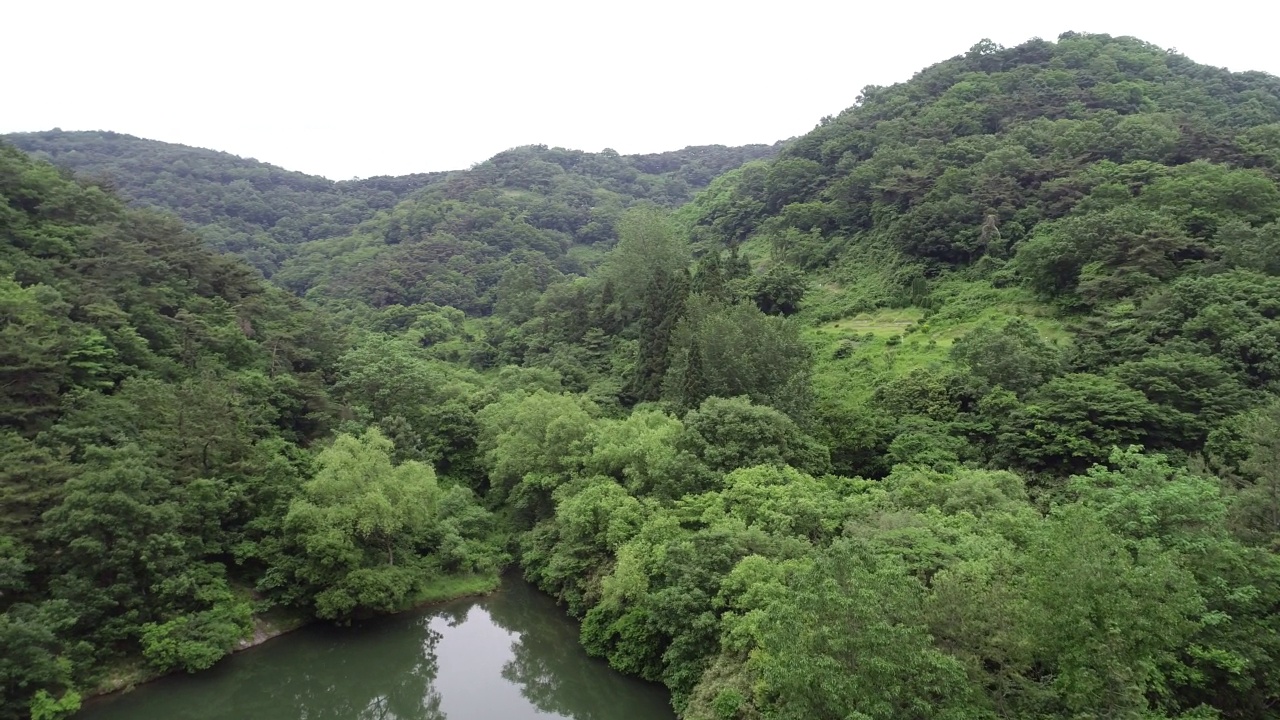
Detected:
[
  {"left": 485, "top": 580, "right": 674, "bottom": 720},
  {"left": 238, "top": 617, "right": 448, "bottom": 720},
  {"left": 357, "top": 685, "right": 444, "bottom": 720},
  {"left": 149, "top": 614, "right": 450, "bottom": 720},
  {"left": 432, "top": 604, "right": 471, "bottom": 629},
  {"left": 82, "top": 582, "right": 671, "bottom": 720}
]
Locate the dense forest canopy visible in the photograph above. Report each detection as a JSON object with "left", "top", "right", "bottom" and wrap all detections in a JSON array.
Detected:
[{"left": 5, "top": 31, "right": 1280, "bottom": 720}]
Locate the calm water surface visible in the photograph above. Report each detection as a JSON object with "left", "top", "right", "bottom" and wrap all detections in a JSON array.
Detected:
[{"left": 76, "top": 578, "right": 675, "bottom": 720}]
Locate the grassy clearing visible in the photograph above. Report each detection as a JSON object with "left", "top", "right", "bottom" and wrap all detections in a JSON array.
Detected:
[
  {"left": 823, "top": 307, "right": 924, "bottom": 336},
  {"left": 399, "top": 572, "right": 502, "bottom": 611},
  {"left": 805, "top": 278, "right": 1069, "bottom": 407},
  {"left": 739, "top": 235, "right": 773, "bottom": 268},
  {"left": 565, "top": 243, "right": 608, "bottom": 271},
  {"left": 500, "top": 188, "right": 537, "bottom": 202}
]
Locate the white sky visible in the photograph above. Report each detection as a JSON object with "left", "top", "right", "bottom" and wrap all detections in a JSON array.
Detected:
[{"left": 5, "top": 0, "right": 1278, "bottom": 180}]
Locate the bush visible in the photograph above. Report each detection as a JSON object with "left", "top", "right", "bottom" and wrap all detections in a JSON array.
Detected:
[{"left": 140, "top": 600, "right": 253, "bottom": 673}]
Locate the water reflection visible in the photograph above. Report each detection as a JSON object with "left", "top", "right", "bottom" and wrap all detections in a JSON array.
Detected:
[
  {"left": 487, "top": 582, "right": 672, "bottom": 720},
  {"left": 76, "top": 578, "right": 673, "bottom": 720}
]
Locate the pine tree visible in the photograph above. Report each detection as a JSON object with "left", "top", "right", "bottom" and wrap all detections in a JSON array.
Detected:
[
  {"left": 691, "top": 253, "right": 728, "bottom": 301},
  {"left": 679, "top": 344, "right": 707, "bottom": 410},
  {"left": 626, "top": 269, "right": 689, "bottom": 404},
  {"left": 593, "top": 280, "right": 622, "bottom": 335},
  {"left": 725, "top": 244, "right": 753, "bottom": 280}
]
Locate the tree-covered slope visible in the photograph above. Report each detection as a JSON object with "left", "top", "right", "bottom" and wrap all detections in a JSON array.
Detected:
[
  {"left": 690, "top": 32, "right": 1280, "bottom": 272},
  {"left": 5, "top": 131, "right": 779, "bottom": 285},
  {"left": 682, "top": 33, "right": 1280, "bottom": 476},
  {"left": 469, "top": 33, "right": 1280, "bottom": 720},
  {"left": 0, "top": 146, "right": 503, "bottom": 719},
  {"left": 272, "top": 143, "right": 781, "bottom": 313},
  {"left": 2, "top": 130, "right": 446, "bottom": 275}
]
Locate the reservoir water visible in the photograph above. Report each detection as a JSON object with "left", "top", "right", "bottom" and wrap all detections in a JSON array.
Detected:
[{"left": 76, "top": 578, "right": 676, "bottom": 720}]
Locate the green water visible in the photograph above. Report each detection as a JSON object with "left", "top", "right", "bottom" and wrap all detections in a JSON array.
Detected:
[{"left": 76, "top": 578, "right": 675, "bottom": 720}]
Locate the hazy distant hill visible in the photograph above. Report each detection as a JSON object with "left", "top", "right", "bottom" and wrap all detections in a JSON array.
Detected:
[
  {"left": 4, "top": 130, "right": 447, "bottom": 274},
  {"left": 266, "top": 141, "right": 782, "bottom": 312},
  {"left": 5, "top": 131, "right": 780, "bottom": 279}
]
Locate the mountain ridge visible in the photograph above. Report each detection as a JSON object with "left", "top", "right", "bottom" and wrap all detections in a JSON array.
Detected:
[{"left": 4, "top": 129, "right": 782, "bottom": 279}]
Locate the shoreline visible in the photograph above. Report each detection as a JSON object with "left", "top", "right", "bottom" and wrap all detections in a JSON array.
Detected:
[{"left": 83, "top": 572, "right": 503, "bottom": 701}]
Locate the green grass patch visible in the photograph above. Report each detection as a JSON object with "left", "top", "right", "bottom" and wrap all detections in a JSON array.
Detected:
[
  {"left": 821, "top": 307, "right": 924, "bottom": 337},
  {"left": 738, "top": 235, "right": 773, "bottom": 268},
  {"left": 805, "top": 278, "right": 1070, "bottom": 407},
  {"left": 500, "top": 188, "right": 538, "bottom": 202},
  {"left": 796, "top": 234, "right": 926, "bottom": 322},
  {"left": 399, "top": 572, "right": 501, "bottom": 611}
]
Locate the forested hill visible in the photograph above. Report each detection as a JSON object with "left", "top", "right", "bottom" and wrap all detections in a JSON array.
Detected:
[
  {"left": 681, "top": 32, "right": 1280, "bottom": 477},
  {"left": 690, "top": 32, "right": 1280, "bottom": 274},
  {"left": 476, "top": 33, "right": 1280, "bottom": 720},
  {"left": 2, "top": 130, "right": 445, "bottom": 274},
  {"left": 263, "top": 142, "right": 782, "bottom": 313},
  {"left": 0, "top": 142, "right": 506, "bottom": 719},
  {"left": 3, "top": 131, "right": 780, "bottom": 280},
  {"left": 7, "top": 30, "right": 1280, "bottom": 720}
]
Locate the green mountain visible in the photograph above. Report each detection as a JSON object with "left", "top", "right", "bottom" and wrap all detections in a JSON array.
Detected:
[
  {"left": 271, "top": 142, "right": 782, "bottom": 313},
  {"left": 5, "top": 31, "right": 1280, "bottom": 720},
  {"left": 684, "top": 32, "right": 1280, "bottom": 477},
  {"left": 2, "top": 130, "right": 446, "bottom": 275},
  {"left": 690, "top": 32, "right": 1280, "bottom": 271},
  {"left": 3, "top": 131, "right": 780, "bottom": 283}
]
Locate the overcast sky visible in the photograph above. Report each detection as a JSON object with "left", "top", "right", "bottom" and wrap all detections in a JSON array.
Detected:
[{"left": 5, "top": 0, "right": 1278, "bottom": 179}]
